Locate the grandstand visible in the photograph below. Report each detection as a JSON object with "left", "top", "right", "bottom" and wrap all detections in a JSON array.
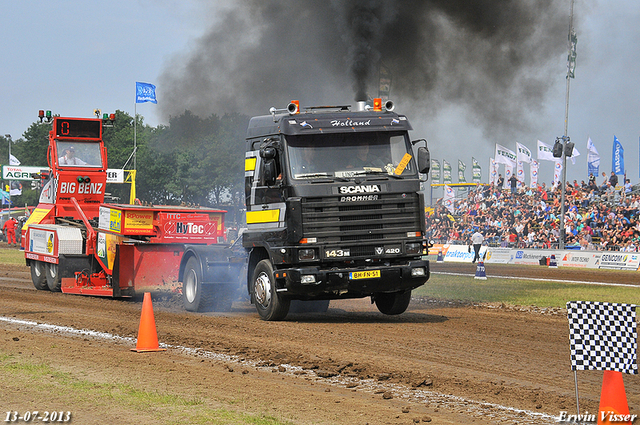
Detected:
[{"left": 426, "top": 180, "right": 640, "bottom": 252}]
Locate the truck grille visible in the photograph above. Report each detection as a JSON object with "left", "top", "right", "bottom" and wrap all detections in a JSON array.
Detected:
[{"left": 301, "top": 193, "right": 422, "bottom": 247}]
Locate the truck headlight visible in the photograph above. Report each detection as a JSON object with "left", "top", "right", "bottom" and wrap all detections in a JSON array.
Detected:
[
  {"left": 301, "top": 275, "right": 317, "bottom": 284},
  {"left": 406, "top": 242, "right": 421, "bottom": 254},
  {"left": 298, "top": 248, "right": 316, "bottom": 261},
  {"left": 411, "top": 267, "right": 426, "bottom": 277}
]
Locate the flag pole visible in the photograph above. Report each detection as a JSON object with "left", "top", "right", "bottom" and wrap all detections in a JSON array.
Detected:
[
  {"left": 7, "top": 135, "right": 11, "bottom": 216},
  {"left": 573, "top": 370, "right": 580, "bottom": 416},
  {"left": 134, "top": 97, "right": 137, "bottom": 172},
  {"left": 559, "top": 0, "right": 575, "bottom": 250}
]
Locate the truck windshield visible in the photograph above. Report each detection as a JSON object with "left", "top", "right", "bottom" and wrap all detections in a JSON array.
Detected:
[
  {"left": 56, "top": 141, "right": 103, "bottom": 167},
  {"left": 286, "top": 132, "right": 417, "bottom": 180}
]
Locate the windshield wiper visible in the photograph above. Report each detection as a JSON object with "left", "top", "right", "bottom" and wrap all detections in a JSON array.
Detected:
[
  {"left": 294, "top": 172, "right": 330, "bottom": 179},
  {"left": 347, "top": 169, "right": 403, "bottom": 180},
  {"left": 294, "top": 172, "right": 349, "bottom": 183}
]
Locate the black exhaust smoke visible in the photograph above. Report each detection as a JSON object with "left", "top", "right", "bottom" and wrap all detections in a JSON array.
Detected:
[{"left": 159, "top": 0, "right": 570, "bottom": 139}]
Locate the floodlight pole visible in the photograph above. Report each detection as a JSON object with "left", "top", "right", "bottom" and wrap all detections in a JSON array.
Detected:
[
  {"left": 559, "top": 0, "right": 575, "bottom": 250},
  {"left": 7, "top": 135, "right": 11, "bottom": 218}
]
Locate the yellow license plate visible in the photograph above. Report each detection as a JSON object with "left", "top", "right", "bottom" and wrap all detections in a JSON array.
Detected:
[{"left": 349, "top": 270, "right": 381, "bottom": 280}]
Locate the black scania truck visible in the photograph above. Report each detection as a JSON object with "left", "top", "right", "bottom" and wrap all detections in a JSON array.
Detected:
[{"left": 241, "top": 99, "right": 431, "bottom": 320}]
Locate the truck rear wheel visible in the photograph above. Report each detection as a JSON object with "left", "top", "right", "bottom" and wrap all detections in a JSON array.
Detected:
[
  {"left": 45, "top": 263, "right": 62, "bottom": 292},
  {"left": 182, "top": 257, "right": 215, "bottom": 312},
  {"left": 251, "top": 259, "right": 289, "bottom": 321},
  {"left": 374, "top": 290, "right": 412, "bottom": 315},
  {"left": 30, "top": 261, "right": 48, "bottom": 291}
]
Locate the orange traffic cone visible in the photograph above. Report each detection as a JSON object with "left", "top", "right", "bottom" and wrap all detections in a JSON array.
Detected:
[
  {"left": 131, "top": 292, "right": 166, "bottom": 353},
  {"left": 597, "top": 371, "right": 632, "bottom": 425}
]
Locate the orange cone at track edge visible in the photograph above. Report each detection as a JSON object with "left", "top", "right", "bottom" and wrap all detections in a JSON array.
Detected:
[
  {"left": 597, "top": 370, "right": 633, "bottom": 425},
  {"left": 131, "top": 292, "right": 166, "bottom": 353}
]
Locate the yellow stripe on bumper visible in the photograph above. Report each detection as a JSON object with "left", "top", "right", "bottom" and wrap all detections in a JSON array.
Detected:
[
  {"left": 245, "top": 157, "right": 257, "bottom": 171},
  {"left": 246, "top": 209, "right": 280, "bottom": 224}
]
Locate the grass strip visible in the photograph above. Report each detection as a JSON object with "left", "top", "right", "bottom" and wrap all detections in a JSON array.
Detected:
[
  {"left": 0, "top": 352, "right": 290, "bottom": 425},
  {"left": 415, "top": 272, "right": 640, "bottom": 308}
]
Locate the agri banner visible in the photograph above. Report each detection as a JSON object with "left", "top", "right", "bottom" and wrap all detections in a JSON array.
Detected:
[
  {"left": 516, "top": 161, "right": 525, "bottom": 187},
  {"left": 530, "top": 160, "right": 539, "bottom": 188},
  {"left": 489, "top": 158, "right": 498, "bottom": 185},
  {"left": 537, "top": 140, "right": 557, "bottom": 162},
  {"left": 2, "top": 165, "right": 44, "bottom": 180},
  {"left": 504, "top": 163, "right": 513, "bottom": 190},
  {"left": 458, "top": 159, "right": 466, "bottom": 183},
  {"left": 495, "top": 144, "right": 516, "bottom": 167},
  {"left": 443, "top": 185, "right": 455, "bottom": 213},
  {"left": 568, "top": 146, "right": 581, "bottom": 165},
  {"left": 587, "top": 137, "right": 600, "bottom": 178},
  {"left": 553, "top": 161, "right": 562, "bottom": 188},
  {"left": 136, "top": 82, "right": 157, "bottom": 104},
  {"left": 612, "top": 136, "right": 625, "bottom": 176},
  {"left": 443, "top": 160, "right": 452, "bottom": 184},
  {"left": 431, "top": 159, "right": 440, "bottom": 183},
  {"left": 472, "top": 157, "right": 481, "bottom": 183},
  {"left": 516, "top": 142, "right": 532, "bottom": 164}
]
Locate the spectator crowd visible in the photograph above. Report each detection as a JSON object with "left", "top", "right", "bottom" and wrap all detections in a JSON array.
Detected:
[{"left": 426, "top": 172, "right": 640, "bottom": 252}]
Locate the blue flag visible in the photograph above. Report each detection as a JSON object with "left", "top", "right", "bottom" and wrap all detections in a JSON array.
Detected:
[
  {"left": 612, "top": 136, "right": 624, "bottom": 175},
  {"left": 0, "top": 189, "right": 10, "bottom": 205},
  {"left": 136, "top": 82, "right": 157, "bottom": 104}
]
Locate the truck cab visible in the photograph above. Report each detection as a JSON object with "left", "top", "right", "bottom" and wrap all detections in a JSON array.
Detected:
[{"left": 244, "top": 100, "right": 431, "bottom": 320}]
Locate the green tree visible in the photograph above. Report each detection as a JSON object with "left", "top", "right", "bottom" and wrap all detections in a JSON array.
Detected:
[
  {"left": 0, "top": 108, "right": 250, "bottom": 212},
  {"left": 13, "top": 121, "right": 51, "bottom": 167},
  {"left": 135, "top": 110, "right": 248, "bottom": 208},
  {"left": 1, "top": 122, "right": 51, "bottom": 208},
  {"left": 102, "top": 110, "right": 152, "bottom": 203}
]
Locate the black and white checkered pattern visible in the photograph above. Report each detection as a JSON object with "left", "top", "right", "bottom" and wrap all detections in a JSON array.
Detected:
[{"left": 567, "top": 301, "right": 637, "bottom": 374}]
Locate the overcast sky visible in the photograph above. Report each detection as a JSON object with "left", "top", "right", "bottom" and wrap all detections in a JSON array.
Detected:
[{"left": 1, "top": 0, "right": 639, "bottom": 186}]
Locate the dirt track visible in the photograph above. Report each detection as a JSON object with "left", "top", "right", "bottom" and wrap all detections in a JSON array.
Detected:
[{"left": 1, "top": 246, "right": 639, "bottom": 424}]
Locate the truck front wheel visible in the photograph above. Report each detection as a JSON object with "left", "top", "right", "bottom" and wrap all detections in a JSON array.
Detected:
[
  {"left": 374, "top": 290, "right": 412, "bottom": 315},
  {"left": 251, "top": 259, "right": 289, "bottom": 321},
  {"left": 45, "top": 263, "right": 62, "bottom": 292},
  {"left": 30, "top": 261, "right": 48, "bottom": 291}
]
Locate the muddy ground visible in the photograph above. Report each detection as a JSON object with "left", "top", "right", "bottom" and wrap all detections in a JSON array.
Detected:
[{"left": 1, "top": 245, "right": 639, "bottom": 424}]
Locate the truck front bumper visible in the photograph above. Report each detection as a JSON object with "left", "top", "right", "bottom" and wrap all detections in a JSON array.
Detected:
[{"left": 273, "top": 259, "right": 429, "bottom": 299}]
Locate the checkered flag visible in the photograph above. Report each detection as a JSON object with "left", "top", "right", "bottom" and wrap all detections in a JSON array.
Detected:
[{"left": 567, "top": 301, "right": 637, "bottom": 374}]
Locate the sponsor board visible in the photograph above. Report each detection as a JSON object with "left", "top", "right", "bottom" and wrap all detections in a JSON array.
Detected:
[
  {"left": 28, "top": 228, "right": 56, "bottom": 256},
  {"left": 443, "top": 245, "right": 487, "bottom": 262},
  {"left": 432, "top": 246, "right": 640, "bottom": 272},
  {"left": 158, "top": 212, "right": 222, "bottom": 242},
  {"left": 596, "top": 252, "right": 640, "bottom": 271},
  {"left": 428, "top": 244, "right": 448, "bottom": 256},
  {"left": 2, "top": 165, "right": 45, "bottom": 180},
  {"left": 98, "top": 206, "right": 124, "bottom": 233},
  {"left": 123, "top": 210, "right": 154, "bottom": 234},
  {"left": 106, "top": 169, "right": 124, "bottom": 183},
  {"left": 483, "top": 248, "right": 511, "bottom": 264},
  {"left": 511, "top": 249, "right": 559, "bottom": 265},
  {"left": 559, "top": 252, "right": 599, "bottom": 268}
]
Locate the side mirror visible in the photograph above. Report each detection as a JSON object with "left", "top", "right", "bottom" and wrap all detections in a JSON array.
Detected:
[
  {"left": 263, "top": 159, "right": 277, "bottom": 186},
  {"left": 260, "top": 146, "right": 277, "bottom": 160},
  {"left": 260, "top": 146, "right": 278, "bottom": 186},
  {"left": 417, "top": 146, "right": 430, "bottom": 175}
]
